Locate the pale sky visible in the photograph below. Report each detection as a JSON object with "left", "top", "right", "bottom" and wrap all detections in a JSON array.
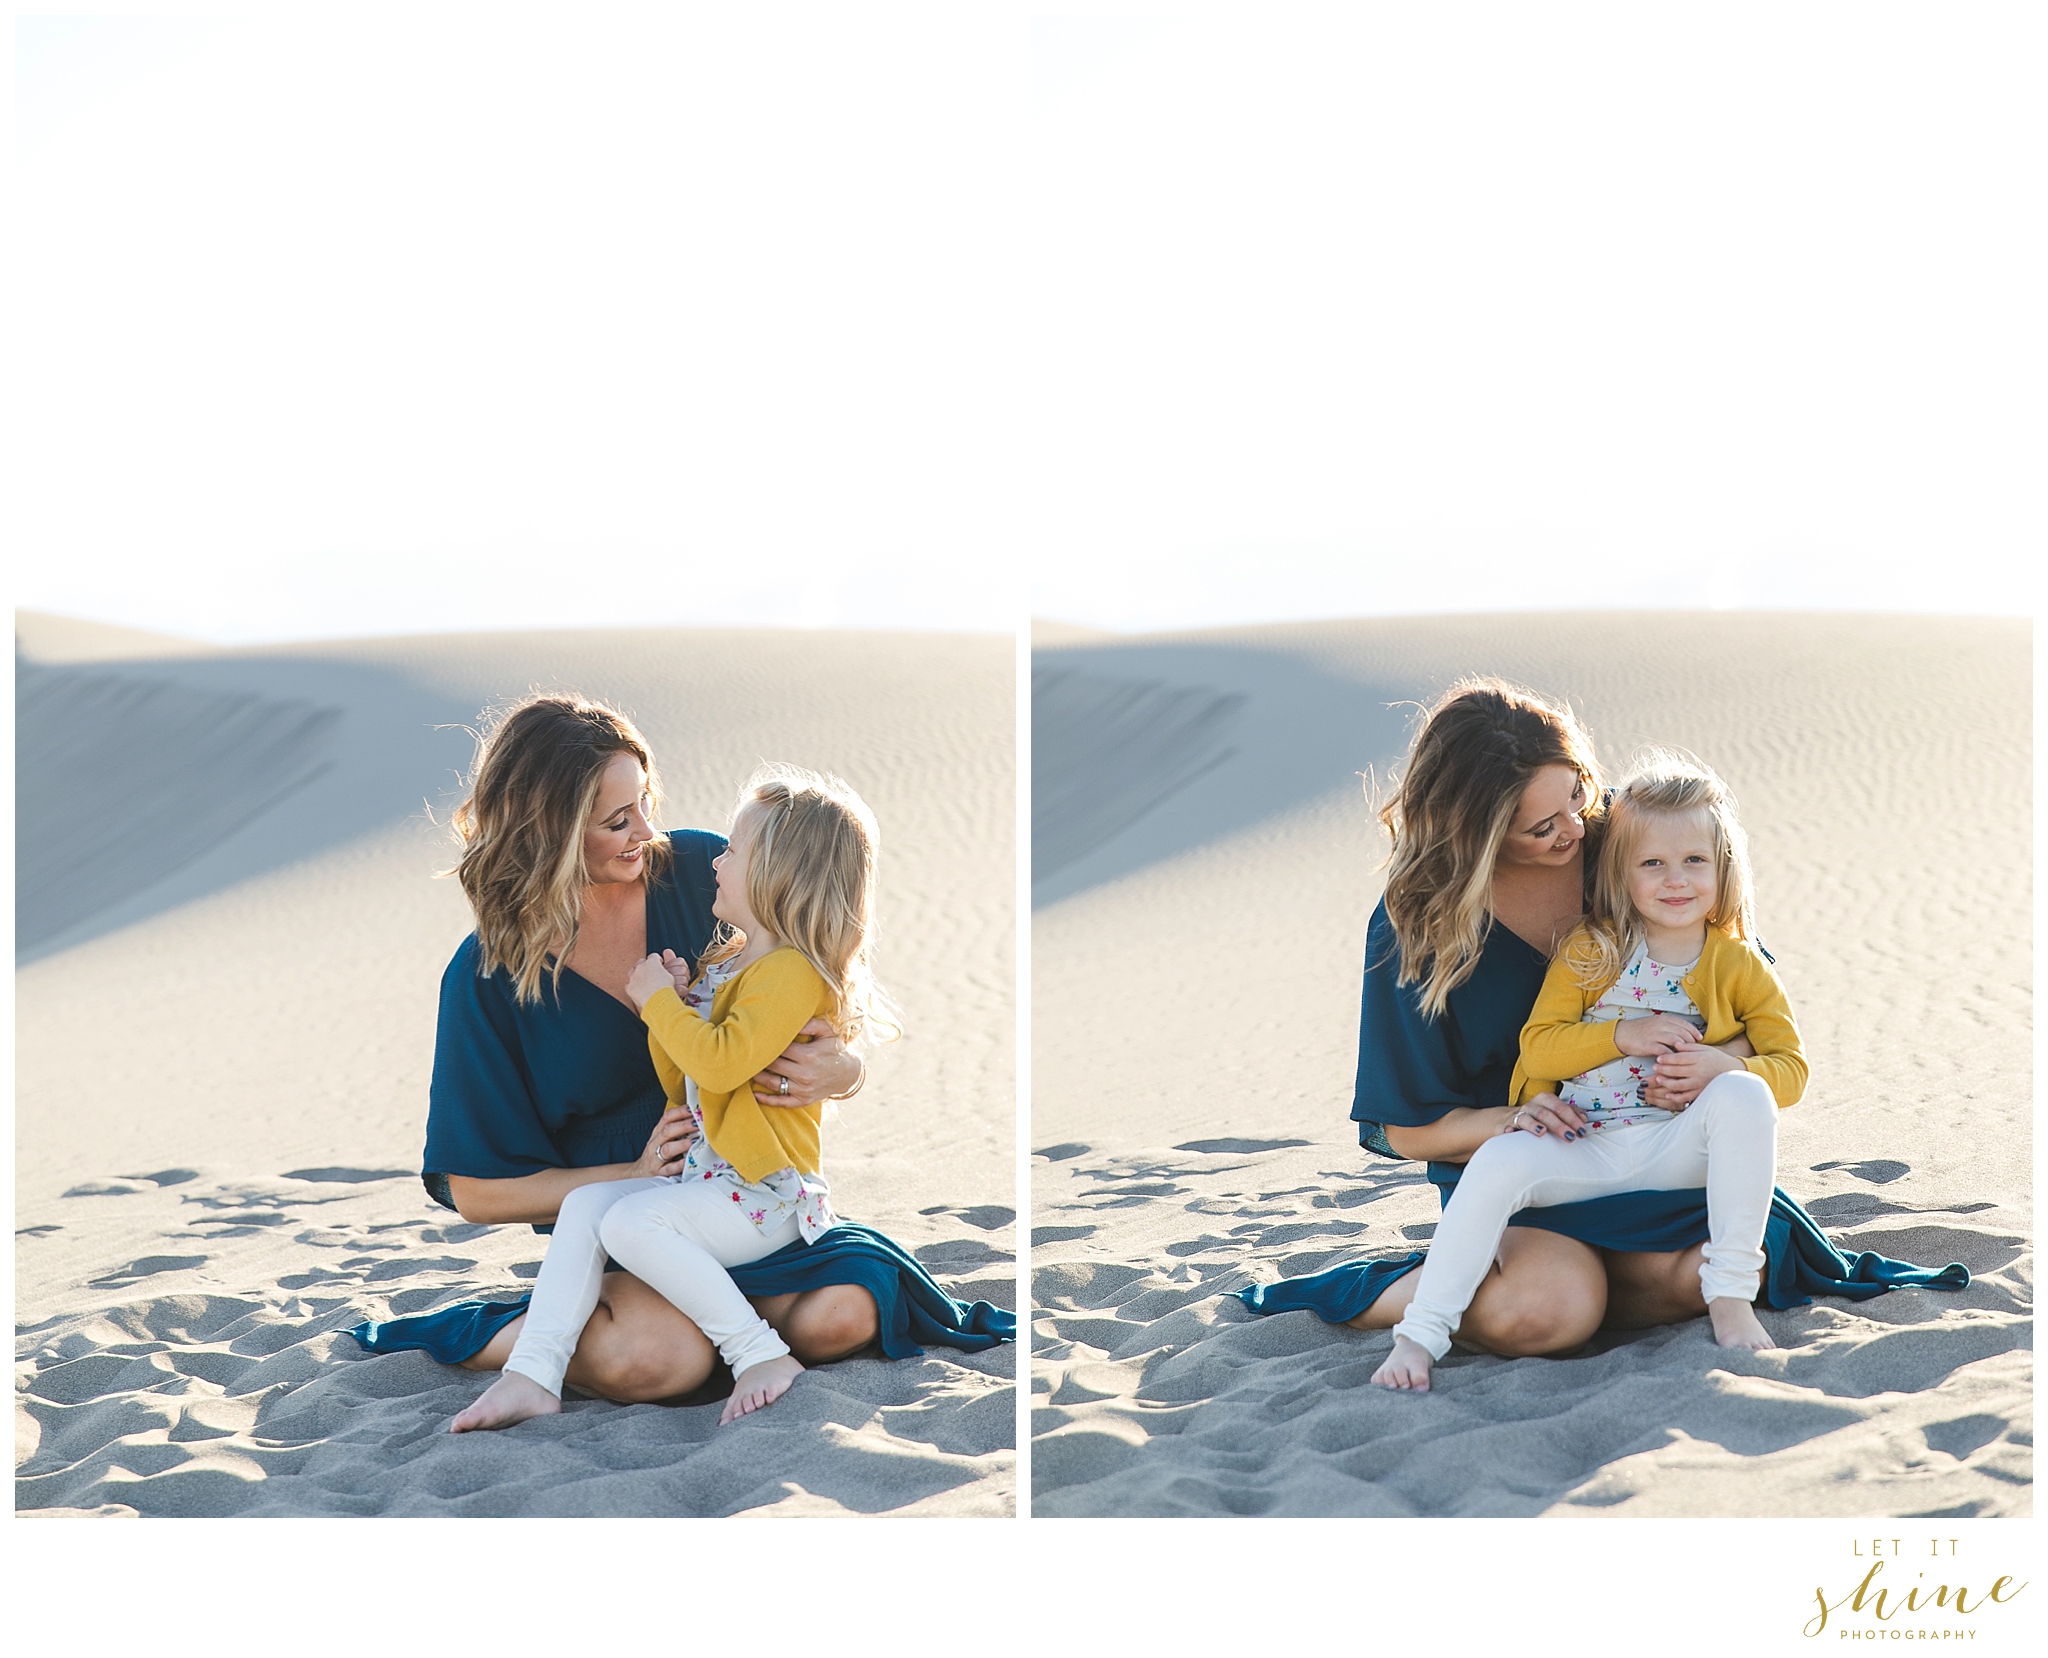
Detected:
[
  {"left": 1028, "top": 4, "right": 2042, "bottom": 630},
  {"left": 13, "top": 6, "right": 1020, "bottom": 643},
  {"left": 11, "top": 6, "right": 2041, "bottom": 645}
]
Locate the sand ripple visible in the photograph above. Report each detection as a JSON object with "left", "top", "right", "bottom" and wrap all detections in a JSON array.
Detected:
[
  {"left": 18, "top": 1173, "right": 1014, "bottom": 1518},
  {"left": 1031, "top": 1141, "right": 2030, "bottom": 1518}
]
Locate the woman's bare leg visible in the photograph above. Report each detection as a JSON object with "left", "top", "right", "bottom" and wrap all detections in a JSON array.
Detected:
[
  {"left": 1348, "top": 1227, "right": 1607, "bottom": 1357},
  {"left": 1600, "top": 1243, "right": 1709, "bottom": 1329},
  {"left": 459, "top": 1276, "right": 882, "bottom": 1396},
  {"left": 758, "top": 1284, "right": 881, "bottom": 1364}
]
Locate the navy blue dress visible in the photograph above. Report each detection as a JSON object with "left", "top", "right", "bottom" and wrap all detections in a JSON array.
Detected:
[
  {"left": 352, "top": 829, "right": 1012, "bottom": 1366},
  {"left": 1239, "top": 897, "right": 1965, "bottom": 1323}
]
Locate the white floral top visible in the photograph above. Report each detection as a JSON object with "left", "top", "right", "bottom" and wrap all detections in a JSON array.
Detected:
[
  {"left": 1557, "top": 943, "right": 1708, "bottom": 1130},
  {"left": 666, "top": 956, "right": 838, "bottom": 1242}
]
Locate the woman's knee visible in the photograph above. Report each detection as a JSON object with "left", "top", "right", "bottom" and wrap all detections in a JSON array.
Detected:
[
  {"left": 569, "top": 1278, "right": 715, "bottom": 1402},
  {"left": 777, "top": 1285, "right": 880, "bottom": 1364},
  {"left": 1480, "top": 1280, "right": 1604, "bottom": 1355},
  {"left": 1464, "top": 1235, "right": 1606, "bottom": 1356}
]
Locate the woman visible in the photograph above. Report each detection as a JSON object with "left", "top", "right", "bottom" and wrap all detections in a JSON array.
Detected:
[
  {"left": 1240, "top": 677, "right": 1963, "bottom": 1347},
  {"left": 355, "top": 695, "right": 1009, "bottom": 1403}
]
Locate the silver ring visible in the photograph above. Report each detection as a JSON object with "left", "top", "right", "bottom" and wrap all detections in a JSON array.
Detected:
[{"left": 779, "top": 1075, "right": 790, "bottom": 1095}]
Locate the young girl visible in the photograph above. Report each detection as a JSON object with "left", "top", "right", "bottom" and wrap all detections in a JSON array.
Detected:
[
  {"left": 452, "top": 764, "right": 896, "bottom": 1430},
  {"left": 1371, "top": 751, "right": 1804, "bottom": 1392}
]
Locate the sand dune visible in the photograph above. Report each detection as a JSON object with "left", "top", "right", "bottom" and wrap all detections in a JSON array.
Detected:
[
  {"left": 16, "top": 615, "right": 1015, "bottom": 1518},
  {"left": 1030, "top": 612, "right": 2031, "bottom": 1518}
]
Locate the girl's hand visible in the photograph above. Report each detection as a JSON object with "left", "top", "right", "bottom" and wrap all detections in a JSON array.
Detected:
[
  {"left": 660, "top": 948, "right": 693, "bottom": 997},
  {"left": 1612, "top": 1013, "right": 1704, "bottom": 1057},
  {"left": 624, "top": 953, "right": 674, "bottom": 1011},
  {"left": 1504, "top": 1092, "right": 1591, "bottom": 1142},
  {"left": 1642, "top": 1035, "right": 1753, "bottom": 1110},
  {"left": 1651, "top": 1044, "right": 1744, "bottom": 1095},
  {"left": 634, "top": 1104, "right": 698, "bottom": 1177},
  {"left": 753, "top": 1019, "right": 864, "bottom": 1108}
]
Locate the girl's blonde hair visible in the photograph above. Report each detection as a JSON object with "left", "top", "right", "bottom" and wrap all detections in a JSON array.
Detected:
[
  {"left": 1562, "top": 749, "right": 1756, "bottom": 989},
  {"left": 450, "top": 694, "right": 670, "bottom": 1006},
  {"left": 1378, "top": 677, "right": 1605, "bottom": 1018},
  {"left": 700, "top": 763, "right": 902, "bottom": 1046}
]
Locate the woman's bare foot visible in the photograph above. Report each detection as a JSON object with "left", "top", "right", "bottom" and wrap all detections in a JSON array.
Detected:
[
  {"left": 449, "top": 1370, "right": 562, "bottom": 1432},
  {"left": 1370, "top": 1334, "right": 1434, "bottom": 1391},
  {"left": 720, "top": 1354, "right": 805, "bottom": 1425},
  {"left": 1707, "top": 1296, "right": 1778, "bottom": 1351}
]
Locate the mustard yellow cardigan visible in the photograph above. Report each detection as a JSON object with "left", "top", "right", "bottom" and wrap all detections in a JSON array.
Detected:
[
  {"left": 638, "top": 947, "right": 836, "bottom": 1184},
  {"left": 1510, "top": 926, "right": 1808, "bottom": 1111}
]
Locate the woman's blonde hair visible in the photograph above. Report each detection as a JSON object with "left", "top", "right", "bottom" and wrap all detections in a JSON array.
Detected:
[
  {"left": 450, "top": 694, "right": 670, "bottom": 1006},
  {"left": 1561, "top": 749, "right": 1755, "bottom": 989},
  {"left": 1377, "top": 676, "right": 1604, "bottom": 1019},
  {"left": 699, "top": 764, "right": 902, "bottom": 1047}
]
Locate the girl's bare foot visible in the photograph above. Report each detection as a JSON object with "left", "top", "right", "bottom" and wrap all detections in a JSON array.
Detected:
[
  {"left": 1370, "top": 1334, "right": 1434, "bottom": 1391},
  {"left": 449, "top": 1370, "right": 562, "bottom": 1432},
  {"left": 1707, "top": 1296, "right": 1778, "bottom": 1351},
  {"left": 720, "top": 1354, "right": 805, "bottom": 1425}
]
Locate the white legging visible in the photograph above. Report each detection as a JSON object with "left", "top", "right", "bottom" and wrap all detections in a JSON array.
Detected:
[
  {"left": 1391, "top": 1069, "right": 1778, "bottom": 1361},
  {"left": 502, "top": 1176, "right": 798, "bottom": 1396}
]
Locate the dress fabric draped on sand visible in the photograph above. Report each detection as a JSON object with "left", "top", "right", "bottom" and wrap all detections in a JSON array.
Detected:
[
  {"left": 366, "top": 827, "right": 1012, "bottom": 1367},
  {"left": 1240, "top": 900, "right": 1967, "bottom": 1325}
]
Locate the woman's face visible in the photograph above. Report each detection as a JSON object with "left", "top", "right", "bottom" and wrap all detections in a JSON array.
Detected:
[
  {"left": 583, "top": 752, "right": 656, "bottom": 885},
  {"left": 1496, "top": 764, "right": 1588, "bottom": 868}
]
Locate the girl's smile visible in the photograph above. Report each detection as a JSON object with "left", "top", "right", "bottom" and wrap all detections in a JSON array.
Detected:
[{"left": 1628, "top": 815, "right": 1719, "bottom": 942}]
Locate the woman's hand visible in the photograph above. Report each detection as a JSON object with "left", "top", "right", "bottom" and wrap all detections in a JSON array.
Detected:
[
  {"left": 1612, "top": 1013, "right": 1704, "bottom": 1057},
  {"left": 624, "top": 953, "right": 674, "bottom": 1012},
  {"left": 752, "top": 1019, "right": 864, "bottom": 1108},
  {"left": 633, "top": 1103, "right": 699, "bottom": 1178},
  {"left": 1504, "top": 1091, "right": 1592, "bottom": 1142}
]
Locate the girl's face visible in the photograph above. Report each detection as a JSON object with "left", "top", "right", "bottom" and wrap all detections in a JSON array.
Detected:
[
  {"left": 584, "top": 753, "right": 656, "bottom": 884},
  {"left": 712, "top": 805, "right": 766, "bottom": 935},
  {"left": 1496, "top": 764, "right": 1588, "bottom": 868},
  {"left": 1626, "top": 813, "right": 1719, "bottom": 935}
]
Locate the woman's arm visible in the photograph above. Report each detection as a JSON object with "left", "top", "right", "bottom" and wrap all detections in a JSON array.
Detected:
[
  {"left": 446, "top": 1104, "right": 698, "bottom": 1225},
  {"left": 751, "top": 1020, "right": 864, "bottom": 1108},
  {"left": 1383, "top": 1107, "right": 1518, "bottom": 1162}
]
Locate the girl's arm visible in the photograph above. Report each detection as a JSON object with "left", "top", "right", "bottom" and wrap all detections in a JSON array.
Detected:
[
  {"left": 631, "top": 950, "right": 824, "bottom": 1093},
  {"left": 1729, "top": 957, "right": 1807, "bottom": 1106},
  {"left": 1514, "top": 962, "right": 1620, "bottom": 1095}
]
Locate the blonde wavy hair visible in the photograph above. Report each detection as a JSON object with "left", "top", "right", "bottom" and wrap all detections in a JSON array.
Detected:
[
  {"left": 1376, "top": 677, "right": 1605, "bottom": 1019},
  {"left": 450, "top": 694, "right": 670, "bottom": 1005},
  {"left": 1559, "top": 749, "right": 1756, "bottom": 990},
  {"left": 699, "top": 764, "right": 902, "bottom": 1047}
]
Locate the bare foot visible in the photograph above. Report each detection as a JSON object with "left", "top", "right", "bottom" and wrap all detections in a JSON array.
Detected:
[
  {"left": 1707, "top": 1296, "right": 1778, "bottom": 1351},
  {"left": 720, "top": 1354, "right": 805, "bottom": 1425},
  {"left": 449, "top": 1370, "right": 562, "bottom": 1432},
  {"left": 1370, "top": 1334, "right": 1434, "bottom": 1391}
]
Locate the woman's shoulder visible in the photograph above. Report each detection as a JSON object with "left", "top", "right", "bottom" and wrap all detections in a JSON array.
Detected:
[
  {"left": 666, "top": 826, "right": 728, "bottom": 857},
  {"left": 648, "top": 827, "right": 725, "bottom": 903}
]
